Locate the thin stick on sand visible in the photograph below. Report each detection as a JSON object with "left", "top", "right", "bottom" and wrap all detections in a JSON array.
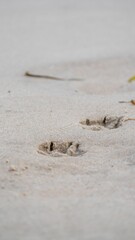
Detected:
[
  {"left": 119, "top": 101, "right": 130, "bottom": 103},
  {"left": 25, "top": 71, "right": 83, "bottom": 81},
  {"left": 119, "top": 100, "right": 135, "bottom": 105},
  {"left": 124, "top": 118, "right": 135, "bottom": 122}
]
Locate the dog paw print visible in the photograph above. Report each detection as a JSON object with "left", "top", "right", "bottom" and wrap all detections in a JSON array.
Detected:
[
  {"left": 80, "top": 116, "right": 124, "bottom": 130},
  {"left": 37, "top": 141, "right": 85, "bottom": 157}
]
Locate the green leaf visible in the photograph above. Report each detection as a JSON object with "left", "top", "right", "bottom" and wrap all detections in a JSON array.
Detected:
[{"left": 128, "top": 76, "right": 135, "bottom": 83}]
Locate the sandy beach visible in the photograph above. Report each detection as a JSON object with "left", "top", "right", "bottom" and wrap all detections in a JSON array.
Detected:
[{"left": 0, "top": 0, "right": 135, "bottom": 239}]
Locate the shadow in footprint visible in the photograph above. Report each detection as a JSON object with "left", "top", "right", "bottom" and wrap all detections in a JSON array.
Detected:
[
  {"left": 80, "top": 115, "right": 124, "bottom": 131},
  {"left": 38, "top": 141, "right": 85, "bottom": 157}
]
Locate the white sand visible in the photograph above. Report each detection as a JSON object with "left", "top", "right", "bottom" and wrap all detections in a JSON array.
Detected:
[{"left": 0, "top": 0, "right": 135, "bottom": 239}]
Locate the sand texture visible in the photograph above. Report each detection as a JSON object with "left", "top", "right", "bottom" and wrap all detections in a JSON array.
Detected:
[{"left": 0, "top": 0, "right": 135, "bottom": 239}]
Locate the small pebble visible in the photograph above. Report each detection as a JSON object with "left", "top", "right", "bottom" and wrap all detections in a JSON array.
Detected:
[{"left": 8, "top": 165, "right": 17, "bottom": 172}]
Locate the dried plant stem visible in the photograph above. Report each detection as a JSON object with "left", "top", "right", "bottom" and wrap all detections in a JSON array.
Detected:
[
  {"left": 124, "top": 118, "right": 135, "bottom": 122},
  {"left": 119, "top": 100, "right": 135, "bottom": 105},
  {"left": 119, "top": 101, "right": 130, "bottom": 103},
  {"left": 25, "top": 71, "right": 83, "bottom": 81}
]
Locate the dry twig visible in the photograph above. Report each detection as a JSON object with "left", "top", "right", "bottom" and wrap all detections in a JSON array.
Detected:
[{"left": 25, "top": 71, "right": 83, "bottom": 81}]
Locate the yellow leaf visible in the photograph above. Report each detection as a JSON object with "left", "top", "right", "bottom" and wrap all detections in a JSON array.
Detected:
[{"left": 128, "top": 76, "right": 135, "bottom": 82}]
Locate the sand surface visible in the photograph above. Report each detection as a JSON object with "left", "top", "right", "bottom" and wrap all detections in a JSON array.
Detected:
[{"left": 0, "top": 0, "right": 135, "bottom": 239}]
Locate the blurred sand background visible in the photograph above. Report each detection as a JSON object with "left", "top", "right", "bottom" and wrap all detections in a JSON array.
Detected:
[{"left": 0, "top": 0, "right": 135, "bottom": 239}]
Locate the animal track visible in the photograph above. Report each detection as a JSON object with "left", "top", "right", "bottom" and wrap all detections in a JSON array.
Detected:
[
  {"left": 80, "top": 116, "right": 124, "bottom": 130},
  {"left": 38, "top": 141, "right": 84, "bottom": 157}
]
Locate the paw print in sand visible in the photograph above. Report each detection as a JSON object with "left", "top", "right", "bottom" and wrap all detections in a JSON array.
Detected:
[
  {"left": 80, "top": 116, "right": 124, "bottom": 131},
  {"left": 38, "top": 141, "right": 85, "bottom": 157}
]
